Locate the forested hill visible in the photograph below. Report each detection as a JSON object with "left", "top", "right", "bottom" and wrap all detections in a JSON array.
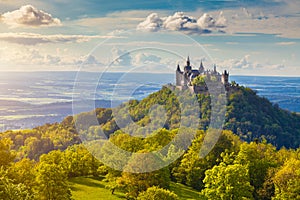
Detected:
[
  {"left": 0, "top": 83, "right": 299, "bottom": 199},
  {"left": 224, "top": 86, "right": 300, "bottom": 148},
  {"left": 73, "top": 84, "right": 300, "bottom": 149},
  {"left": 1, "top": 84, "right": 299, "bottom": 155}
]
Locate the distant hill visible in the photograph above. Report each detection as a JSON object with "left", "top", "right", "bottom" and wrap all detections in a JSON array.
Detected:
[
  {"left": 73, "top": 84, "right": 300, "bottom": 149},
  {"left": 224, "top": 86, "right": 300, "bottom": 148},
  {"left": 2, "top": 84, "right": 299, "bottom": 151}
]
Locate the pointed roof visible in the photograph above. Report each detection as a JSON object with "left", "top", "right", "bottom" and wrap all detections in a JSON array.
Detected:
[
  {"left": 199, "top": 60, "right": 204, "bottom": 70},
  {"left": 186, "top": 56, "right": 190, "bottom": 66},
  {"left": 177, "top": 64, "right": 181, "bottom": 71}
]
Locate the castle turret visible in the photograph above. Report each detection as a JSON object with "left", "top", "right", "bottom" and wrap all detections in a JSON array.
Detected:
[
  {"left": 222, "top": 70, "right": 229, "bottom": 84},
  {"left": 176, "top": 64, "right": 182, "bottom": 86},
  {"left": 199, "top": 60, "right": 204, "bottom": 74},
  {"left": 184, "top": 56, "right": 192, "bottom": 72}
]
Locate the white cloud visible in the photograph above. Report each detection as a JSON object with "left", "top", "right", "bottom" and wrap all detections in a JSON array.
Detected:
[
  {"left": 111, "top": 47, "right": 132, "bottom": 66},
  {"left": 276, "top": 42, "right": 296, "bottom": 46},
  {"left": 137, "top": 13, "right": 163, "bottom": 32},
  {"left": 197, "top": 13, "right": 215, "bottom": 28},
  {"left": 163, "top": 12, "right": 199, "bottom": 32},
  {"left": 218, "top": 55, "right": 262, "bottom": 70},
  {"left": 0, "top": 5, "right": 62, "bottom": 27},
  {"left": 217, "top": 7, "right": 300, "bottom": 38},
  {"left": 137, "top": 12, "right": 227, "bottom": 34},
  {"left": 74, "top": 55, "right": 101, "bottom": 66},
  {"left": 0, "top": 32, "right": 116, "bottom": 45},
  {"left": 108, "top": 47, "right": 176, "bottom": 71},
  {"left": 0, "top": 46, "right": 102, "bottom": 70},
  {"left": 215, "top": 11, "right": 227, "bottom": 28},
  {"left": 218, "top": 55, "right": 285, "bottom": 71},
  {"left": 133, "top": 53, "right": 161, "bottom": 65}
]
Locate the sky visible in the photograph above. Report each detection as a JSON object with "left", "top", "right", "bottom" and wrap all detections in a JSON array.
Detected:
[{"left": 0, "top": 0, "right": 299, "bottom": 76}]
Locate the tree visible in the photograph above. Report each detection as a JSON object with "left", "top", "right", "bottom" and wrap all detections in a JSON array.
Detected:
[
  {"left": 273, "top": 158, "right": 300, "bottom": 200},
  {"left": 0, "top": 168, "right": 32, "bottom": 200},
  {"left": 234, "top": 142, "right": 277, "bottom": 199},
  {"left": 35, "top": 162, "right": 71, "bottom": 200},
  {"left": 0, "top": 139, "right": 16, "bottom": 168},
  {"left": 24, "top": 137, "right": 54, "bottom": 160},
  {"left": 63, "top": 144, "right": 101, "bottom": 177},
  {"left": 202, "top": 163, "right": 254, "bottom": 200},
  {"left": 192, "top": 75, "right": 206, "bottom": 86},
  {"left": 173, "top": 130, "right": 240, "bottom": 190},
  {"left": 137, "top": 186, "right": 179, "bottom": 200},
  {"left": 8, "top": 158, "right": 36, "bottom": 195},
  {"left": 117, "top": 152, "right": 171, "bottom": 198}
]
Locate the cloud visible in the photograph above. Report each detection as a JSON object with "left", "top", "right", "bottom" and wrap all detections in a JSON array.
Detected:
[
  {"left": 137, "top": 13, "right": 163, "bottom": 32},
  {"left": 276, "top": 42, "right": 296, "bottom": 46},
  {"left": 133, "top": 53, "right": 161, "bottom": 65},
  {"left": 111, "top": 47, "right": 132, "bottom": 66},
  {"left": 215, "top": 11, "right": 227, "bottom": 28},
  {"left": 0, "top": 47, "right": 102, "bottom": 69},
  {"left": 218, "top": 55, "right": 285, "bottom": 71},
  {"left": 0, "top": 32, "right": 116, "bottom": 45},
  {"left": 75, "top": 55, "right": 101, "bottom": 66},
  {"left": 109, "top": 47, "right": 171, "bottom": 70},
  {"left": 0, "top": 5, "right": 62, "bottom": 27},
  {"left": 137, "top": 12, "right": 227, "bottom": 34},
  {"left": 219, "top": 6, "right": 300, "bottom": 38}
]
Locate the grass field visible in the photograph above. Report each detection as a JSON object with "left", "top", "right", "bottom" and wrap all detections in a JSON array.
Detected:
[
  {"left": 69, "top": 177, "right": 125, "bottom": 200},
  {"left": 69, "top": 177, "right": 200, "bottom": 200},
  {"left": 170, "top": 182, "right": 200, "bottom": 199}
]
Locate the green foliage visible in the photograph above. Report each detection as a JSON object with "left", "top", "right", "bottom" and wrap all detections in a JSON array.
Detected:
[
  {"left": 192, "top": 75, "right": 206, "bottom": 86},
  {"left": 173, "top": 130, "right": 241, "bottom": 190},
  {"left": 0, "top": 139, "right": 16, "bottom": 168},
  {"left": 63, "top": 144, "right": 101, "bottom": 177},
  {"left": 7, "top": 158, "right": 36, "bottom": 195},
  {"left": 69, "top": 177, "right": 201, "bottom": 200},
  {"left": 118, "top": 167, "right": 171, "bottom": 198},
  {"left": 234, "top": 142, "right": 278, "bottom": 199},
  {"left": 225, "top": 86, "right": 300, "bottom": 148},
  {"left": 35, "top": 162, "right": 72, "bottom": 200},
  {"left": 0, "top": 168, "right": 32, "bottom": 200},
  {"left": 1, "top": 84, "right": 300, "bottom": 200},
  {"left": 137, "top": 186, "right": 179, "bottom": 200},
  {"left": 202, "top": 163, "right": 254, "bottom": 200},
  {"left": 273, "top": 158, "right": 300, "bottom": 200}
]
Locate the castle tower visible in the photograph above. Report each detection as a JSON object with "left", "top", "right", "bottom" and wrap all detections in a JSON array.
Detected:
[
  {"left": 199, "top": 60, "right": 204, "bottom": 74},
  {"left": 176, "top": 64, "right": 182, "bottom": 86},
  {"left": 184, "top": 56, "right": 192, "bottom": 72},
  {"left": 221, "top": 70, "right": 229, "bottom": 84}
]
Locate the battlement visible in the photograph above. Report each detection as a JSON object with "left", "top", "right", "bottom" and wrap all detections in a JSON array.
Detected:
[{"left": 176, "top": 57, "right": 230, "bottom": 93}]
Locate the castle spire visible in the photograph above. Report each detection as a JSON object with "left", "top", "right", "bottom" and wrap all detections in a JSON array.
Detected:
[
  {"left": 199, "top": 59, "right": 204, "bottom": 73},
  {"left": 187, "top": 56, "right": 190, "bottom": 66},
  {"left": 177, "top": 64, "right": 181, "bottom": 71}
]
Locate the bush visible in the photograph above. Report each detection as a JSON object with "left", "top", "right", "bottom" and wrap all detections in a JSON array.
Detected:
[{"left": 137, "top": 186, "right": 179, "bottom": 200}]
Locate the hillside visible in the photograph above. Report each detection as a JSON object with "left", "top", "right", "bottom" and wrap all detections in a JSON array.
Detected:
[
  {"left": 1, "top": 84, "right": 300, "bottom": 200},
  {"left": 69, "top": 177, "right": 200, "bottom": 200},
  {"left": 73, "top": 84, "right": 300, "bottom": 149},
  {"left": 1, "top": 83, "right": 299, "bottom": 162}
]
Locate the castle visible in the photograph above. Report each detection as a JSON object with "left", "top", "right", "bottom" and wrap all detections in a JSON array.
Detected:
[{"left": 175, "top": 57, "right": 229, "bottom": 92}]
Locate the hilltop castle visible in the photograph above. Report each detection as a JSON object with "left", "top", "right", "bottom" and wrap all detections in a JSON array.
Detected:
[{"left": 176, "top": 57, "right": 229, "bottom": 92}]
